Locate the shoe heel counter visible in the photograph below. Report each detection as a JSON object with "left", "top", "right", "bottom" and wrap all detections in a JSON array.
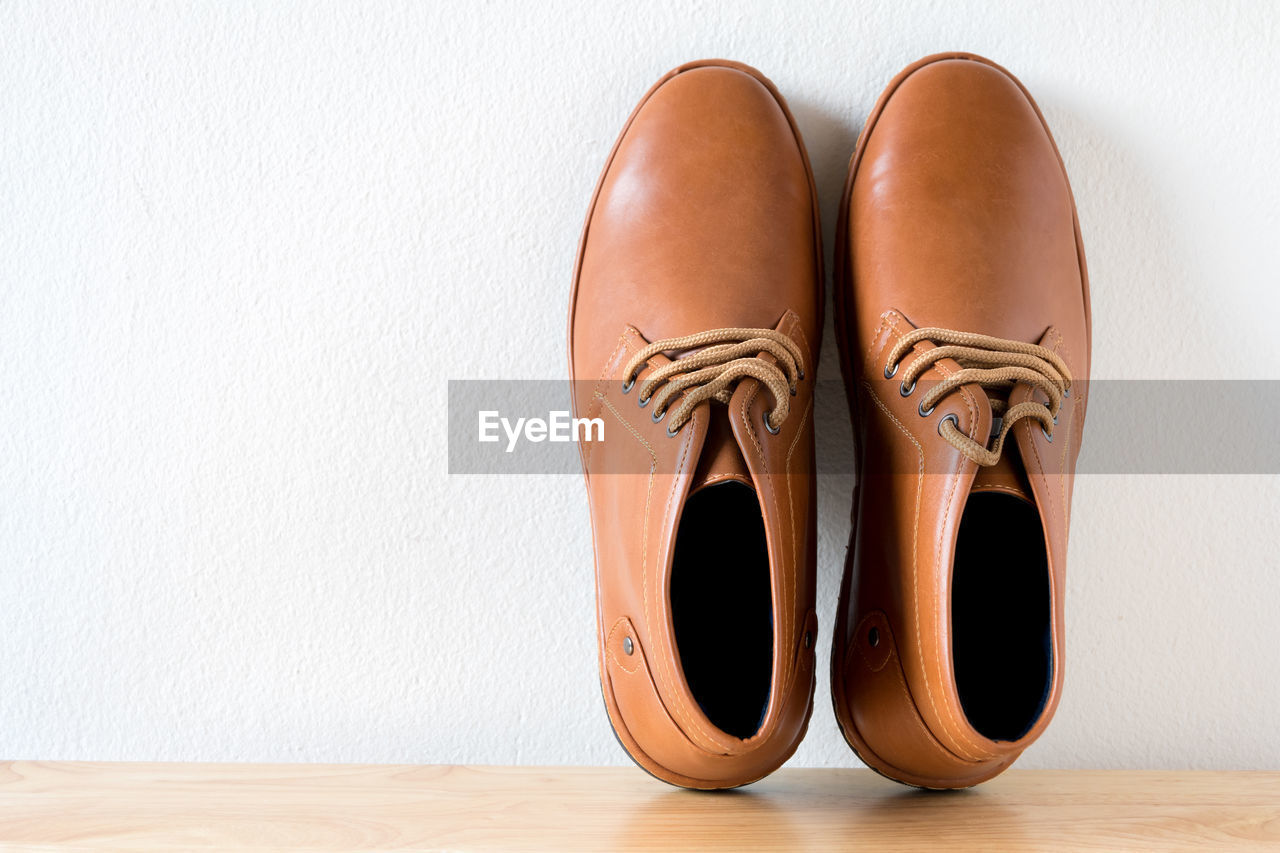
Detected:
[{"left": 840, "top": 611, "right": 994, "bottom": 784}]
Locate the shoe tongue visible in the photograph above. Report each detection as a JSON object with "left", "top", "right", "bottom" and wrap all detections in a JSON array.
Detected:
[
  {"left": 689, "top": 405, "right": 753, "bottom": 494},
  {"left": 970, "top": 443, "right": 1034, "bottom": 504}
]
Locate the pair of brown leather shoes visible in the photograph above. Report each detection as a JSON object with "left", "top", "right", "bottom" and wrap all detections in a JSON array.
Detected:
[{"left": 569, "top": 54, "right": 1090, "bottom": 790}]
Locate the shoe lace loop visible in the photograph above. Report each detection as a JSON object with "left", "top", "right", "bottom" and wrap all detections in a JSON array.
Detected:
[
  {"left": 885, "top": 327, "right": 1072, "bottom": 466},
  {"left": 622, "top": 328, "right": 805, "bottom": 435}
]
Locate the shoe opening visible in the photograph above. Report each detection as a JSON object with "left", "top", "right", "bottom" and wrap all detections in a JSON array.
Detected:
[
  {"left": 670, "top": 480, "right": 772, "bottom": 739},
  {"left": 952, "top": 492, "right": 1052, "bottom": 742}
]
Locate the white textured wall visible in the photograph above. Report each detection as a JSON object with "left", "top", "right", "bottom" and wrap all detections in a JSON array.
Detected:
[{"left": 3, "top": 0, "right": 1279, "bottom": 769}]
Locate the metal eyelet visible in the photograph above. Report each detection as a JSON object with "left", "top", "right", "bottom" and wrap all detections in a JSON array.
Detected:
[
  {"left": 621, "top": 377, "right": 634, "bottom": 394},
  {"left": 899, "top": 378, "right": 916, "bottom": 397},
  {"left": 884, "top": 362, "right": 898, "bottom": 379},
  {"left": 798, "top": 368, "right": 806, "bottom": 381},
  {"left": 918, "top": 399, "right": 936, "bottom": 417},
  {"left": 1064, "top": 387, "right": 1071, "bottom": 398},
  {"left": 650, "top": 406, "right": 666, "bottom": 424},
  {"left": 938, "top": 413, "right": 959, "bottom": 437},
  {"left": 666, "top": 423, "right": 681, "bottom": 438},
  {"left": 637, "top": 393, "right": 650, "bottom": 409},
  {"left": 1041, "top": 423, "right": 1054, "bottom": 442},
  {"left": 763, "top": 413, "right": 781, "bottom": 435}
]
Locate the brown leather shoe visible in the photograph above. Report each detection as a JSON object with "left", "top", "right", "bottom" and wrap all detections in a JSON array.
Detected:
[
  {"left": 568, "top": 60, "right": 823, "bottom": 789},
  {"left": 831, "top": 53, "right": 1091, "bottom": 788}
]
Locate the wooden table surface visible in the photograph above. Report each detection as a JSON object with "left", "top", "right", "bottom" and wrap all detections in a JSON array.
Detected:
[{"left": 1, "top": 763, "right": 1278, "bottom": 851}]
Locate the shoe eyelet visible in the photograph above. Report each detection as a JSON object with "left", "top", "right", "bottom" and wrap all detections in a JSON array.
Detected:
[
  {"left": 1064, "top": 386, "right": 1071, "bottom": 398},
  {"left": 938, "top": 413, "right": 959, "bottom": 437},
  {"left": 868, "top": 627, "right": 880, "bottom": 648},
  {"left": 918, "top": 399, "right": 936, "bottom": 418},
  {"left": 899, "top": 378, "right": 916, "bottom": 397},
  {"left": 637, "top": 393, "right": 650, "bottom": 409},
  {"left": 763, "top": 413, "right": 781, "bottom": 435},
  {"left": 884, "top": 362, "right": 898, "bottom": 379},
  {"left": 650, "top": 406, "right": 666, "bottom": 424},
  {"left": 798, "top": 368, "right": 806, "bottom": 381},
  {"left": 621, "top": 377, "right": 634, "bottom": 394},
  {"left": 1041, "top": 423, "right": 1054, "bottom": 442},
  {"left": 666, "top": 423, "right": 682, "bottom": 438}
]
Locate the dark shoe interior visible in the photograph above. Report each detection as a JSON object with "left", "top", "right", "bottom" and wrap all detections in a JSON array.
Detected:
[
  {"left": 952, "top": 492, "right": 1052, "bottom": 742},
  {"left": 671, "top": 481, "right": 772, "bottom": 739}
]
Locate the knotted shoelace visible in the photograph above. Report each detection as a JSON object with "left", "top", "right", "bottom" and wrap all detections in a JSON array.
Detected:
[
  {"left": 884, "top": 327, "right": 1072, "bottom": 466},
  {"left": 621, "top": 328, "right": 805, "bottom": 436}
]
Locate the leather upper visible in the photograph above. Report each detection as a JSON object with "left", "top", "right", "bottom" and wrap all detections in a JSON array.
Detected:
[
  {"left": 569, "top": 60, "right": 823, "bottom": 789},
  {"left": 832, "top": 53, "right": 1091, "bottom": 788}
]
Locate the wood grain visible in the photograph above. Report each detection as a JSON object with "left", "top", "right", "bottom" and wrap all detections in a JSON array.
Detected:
[{"left": 0, "top": 763, "right": 1277, "bottom": 851}]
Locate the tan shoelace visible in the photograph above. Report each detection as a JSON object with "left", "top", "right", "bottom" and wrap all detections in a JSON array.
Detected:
[
  {"left": 885, "top": 327, "right": 1072, "bottom": 467},
  {"left": 621, "top": 328, "right": 805, "bottom": 436}
]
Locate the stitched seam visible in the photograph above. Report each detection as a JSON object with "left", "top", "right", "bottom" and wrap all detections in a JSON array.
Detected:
[
  {"left": 597, "top": 388, "right": 717, "bottom": 744},
  {"left": 866, "top": 318, "right": 986, "bottom": 761},
  {"left": 785, "top": 310, "right": 812, "bottom": 376},
  {"left": 850, "top": 618, "right": 974, "bottom": 764},
  {"left": 583, "top": 327, "right": 636, "bottom": 468},
  {"left": 864, "top": 310, "right": 896, "bottom": 369},
  {"left": 884, "top": 645, "right": 975, "bottom": 764},
  {"left": 1051, "top": 330, "right": 1074, "bottom": 529},
  {"left": 740, "top": 378, "right": 789, "bottom": 695},
  {"left": 852, "top": 618, "right": 889, "bottom": 674},
  {"left": 656, "top": 404, "right": 722, "bottom": 748},
  {"left": 782, "top": 388, "right": 812, "bottom": 696},
  {"left": 970, "top": 483, "right": 1028, "bottom": 497},
  {"left": 862, "top": 381, "right": 962, "bottom": 753},
  {"left": 696, "top": 472, "right": 750, "bottom": 486},
  {"left": 605, "top": 618, "right": 641, "bottom": 675},
  {"left": 778, "top": 313, "right": 806, "bottom": 694},
  {"left": 917, "top": 325, "right": 989, "bottom": 759}
]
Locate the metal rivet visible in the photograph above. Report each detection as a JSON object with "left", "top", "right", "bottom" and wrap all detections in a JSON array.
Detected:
[
  {"left": 623, "top": 637, "right": 633, "bottom": 655},
  {"left": 868, "top": 627, "right": 880, "bottom": 648},
  {"left": 803, "top": 631, "right": 813, "bottom": 650}
]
